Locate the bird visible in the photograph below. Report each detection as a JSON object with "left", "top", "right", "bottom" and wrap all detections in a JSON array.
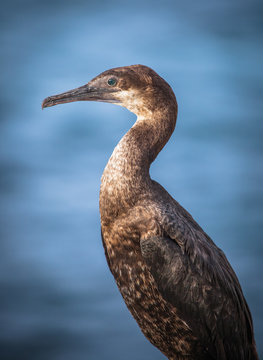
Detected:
[{"left": 42, "top": 65, "right": 259, "bottom": 360}]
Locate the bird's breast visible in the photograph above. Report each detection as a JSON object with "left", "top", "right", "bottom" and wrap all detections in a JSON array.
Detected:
[{"left": 101, "top": 213, "right": 204, "bottom": 359}]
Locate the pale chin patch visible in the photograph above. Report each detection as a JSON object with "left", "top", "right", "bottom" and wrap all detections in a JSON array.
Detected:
[{"left": 114, "top": 90, "right": 151, "bottom": 119}]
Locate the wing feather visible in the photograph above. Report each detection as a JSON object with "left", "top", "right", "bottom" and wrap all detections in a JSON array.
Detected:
[{"left": 140, "top": 233, "right": 257, "bottom": 359}]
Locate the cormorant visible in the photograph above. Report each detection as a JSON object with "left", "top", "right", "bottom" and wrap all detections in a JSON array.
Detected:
[{"left": 42, "top": 65, "right": 259, "bottom": 360}]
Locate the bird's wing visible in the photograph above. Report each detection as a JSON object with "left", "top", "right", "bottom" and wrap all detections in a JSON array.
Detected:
[{"left": 140, "top": 231, "right": 256, "bottom": 360}]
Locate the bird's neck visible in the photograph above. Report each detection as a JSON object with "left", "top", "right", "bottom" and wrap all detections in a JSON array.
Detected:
[{"left": 100, "top": 105, "right": 177, "bottom": 224}]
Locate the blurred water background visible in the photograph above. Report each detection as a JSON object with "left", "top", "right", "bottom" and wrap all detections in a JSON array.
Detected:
[{"left": 0, "top": 0, "right": 262, "bottom": 359}]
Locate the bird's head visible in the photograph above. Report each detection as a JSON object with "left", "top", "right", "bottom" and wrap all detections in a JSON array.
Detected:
[{"left": 42, "top": 65, "right": 177, "bottom": 117}]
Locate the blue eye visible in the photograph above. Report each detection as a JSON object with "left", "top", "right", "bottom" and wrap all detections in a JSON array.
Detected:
[{"left": 108, "top": 78, "right": 117, "bottom": 86}]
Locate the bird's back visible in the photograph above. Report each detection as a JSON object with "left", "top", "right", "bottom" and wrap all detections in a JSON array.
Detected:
[{"left": 143, "top": 180, "right": 258, "bottom": 359}]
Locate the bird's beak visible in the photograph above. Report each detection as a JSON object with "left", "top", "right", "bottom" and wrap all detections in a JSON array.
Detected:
[{"left": 42, "top": 84, "right": 120, "bottom": 109}]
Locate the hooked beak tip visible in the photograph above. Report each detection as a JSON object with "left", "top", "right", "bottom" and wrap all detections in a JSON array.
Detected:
[
  {"left": 42, "top": 99, "right": 46, "bottom": 110},
  {"left": 42, "top": 97, "right": 53, "bottom": 109}
]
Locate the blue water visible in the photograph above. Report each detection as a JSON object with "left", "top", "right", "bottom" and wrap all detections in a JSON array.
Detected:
[{"left": 0, "top": 0, "right": 262, "bottom": 359}]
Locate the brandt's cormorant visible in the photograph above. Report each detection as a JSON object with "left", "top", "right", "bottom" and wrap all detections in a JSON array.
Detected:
[{"left": 42, "top": 65, "right": 259, "bottom": 360}]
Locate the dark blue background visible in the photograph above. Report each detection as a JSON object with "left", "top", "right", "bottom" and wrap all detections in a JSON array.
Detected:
[{"left": 1, "top": 0, "right": 262, "bottom": 359}]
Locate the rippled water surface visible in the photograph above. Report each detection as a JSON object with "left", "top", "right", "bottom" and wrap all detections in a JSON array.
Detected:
[{"left": 1, "top": 0, "right": 262, "bottom": 359}]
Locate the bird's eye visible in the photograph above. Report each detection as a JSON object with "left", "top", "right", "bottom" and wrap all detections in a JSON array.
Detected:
[{"left": 107, "top": 78, "right": 117, "bottom": 86}]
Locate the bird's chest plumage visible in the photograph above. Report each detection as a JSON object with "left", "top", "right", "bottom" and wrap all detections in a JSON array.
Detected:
[{"left": 101, "top": 221, "right": 203, "bottom": 360}]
